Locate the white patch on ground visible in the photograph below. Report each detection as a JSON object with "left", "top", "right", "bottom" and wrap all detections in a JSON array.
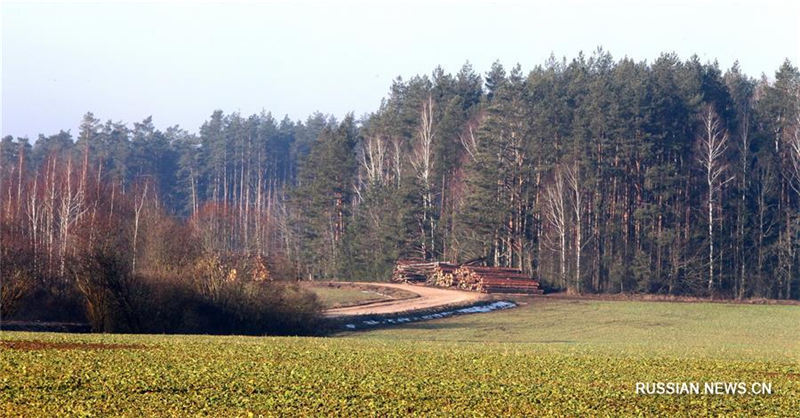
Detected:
[
  {"left": 347, "top": 301, "right": 516, "bottom": 330},
  {"left": 456, "top": 301, "right": 516, "bottom": 313}
]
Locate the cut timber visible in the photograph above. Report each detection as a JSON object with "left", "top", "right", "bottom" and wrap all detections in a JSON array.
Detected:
[
  {"left": 392, "top": 260, "right": 456, "bottom": 284},
  {"left": 429, "top": 262, "right": 458, "bottom": 287},
  {"left": 391, "top": 260, "right": 542, "bottom": 294},
  {"left": 452, "top": 266, "right": 542, "bottom": 294}
]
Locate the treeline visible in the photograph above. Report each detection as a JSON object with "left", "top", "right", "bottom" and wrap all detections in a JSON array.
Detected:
[{"left": 2, "top": 50, "right": 800, "bottom": 302}]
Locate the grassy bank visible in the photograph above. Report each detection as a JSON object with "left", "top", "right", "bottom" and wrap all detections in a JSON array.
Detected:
[{"left": 303, "top": 282, "right": 417, "bottom": 309}]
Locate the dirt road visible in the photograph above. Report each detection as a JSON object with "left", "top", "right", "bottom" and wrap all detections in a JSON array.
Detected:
[{"left": 323, "top": 283, "right": 486, "bottom": 317}]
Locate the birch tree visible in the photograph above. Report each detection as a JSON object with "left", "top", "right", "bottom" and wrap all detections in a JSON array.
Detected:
[
  {"left": 788, "top": 102, "right": 800, "bottom": 198},
  {"left": 697, "top": 104, "right": 732, "bottom": 293},
  {"left": 544, "top": 167, "right": 568, "bottom": 289},
  {"left": 132, "top": 180, "right": 149, "bottom": 275},
  {"left": 565, "top": 163, "right": 586, "bottom": 293},
  {"left": 410, "top": 94, "right": 436, "bottom": 258},
  {"left": 359, "top": 134, "right": 388, "bottom": 187},
  {"left": 57, "top": 156, "right": 89, "bottom": 278}
]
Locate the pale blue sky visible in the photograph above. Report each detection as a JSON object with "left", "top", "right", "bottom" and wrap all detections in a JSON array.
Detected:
[{"left": 2, "top": 0, "right": 799, "bottom": 139}]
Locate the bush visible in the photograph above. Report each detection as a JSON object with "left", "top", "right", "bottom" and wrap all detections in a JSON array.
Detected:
[
  {"left": 1, "top": 270, "right": 33, "bottom": 319},
  {"left": 11, "top": 242, "right": 322, "bottom": 335},
  {"left": 131, "top": 275, "right": 321, "bottom": 335},
  {"left": 9, "top": 286, "right": 86, "bottom": 323},
  {"left": 215, "top": 281, "right": 322, "bottom": 335},
  {"left": 70, "top": 246, "right": 139, "bottom": 332},
  {"left": 0, "top": 248, "right": 35, "bottom": 319}
]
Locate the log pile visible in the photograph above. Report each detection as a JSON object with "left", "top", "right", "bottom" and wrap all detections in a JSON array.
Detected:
[
  {"left": 392, "top": 260, "right": 444, "bottom": 283},
  {"left": 391, "top": 260, "right": 542, "bottom": 294},
  {"left": 428, "top": 262, "right": 458, "bottom": 287},
  {"left": 453, "top": 266, "right": 543, "bottom": 294}
]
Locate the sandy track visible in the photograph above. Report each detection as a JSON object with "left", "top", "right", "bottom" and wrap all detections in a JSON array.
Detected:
[{"left": 323, "top": 283, "right": 485, "bottom": 317}]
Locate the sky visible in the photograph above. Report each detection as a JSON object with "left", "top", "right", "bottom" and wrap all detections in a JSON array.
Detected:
[{"left": 2, "top": 0, "right": 799, "bottom": 139}]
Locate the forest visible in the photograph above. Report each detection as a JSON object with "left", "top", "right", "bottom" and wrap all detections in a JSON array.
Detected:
[{"left": 2, "top": 50, "right": 800, "bottom": 327}]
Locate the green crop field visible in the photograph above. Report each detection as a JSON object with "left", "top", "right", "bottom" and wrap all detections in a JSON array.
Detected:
[
  {"left": 2, "top": 298, "right": 799, "bottom": 416},
  {"left": 356, "top": 297, "right": 800, "bottom": 360}
]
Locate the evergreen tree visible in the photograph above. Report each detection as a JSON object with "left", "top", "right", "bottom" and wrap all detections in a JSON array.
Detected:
[{"left": 293, "top": 115, "right": 358, "bottom": 278}]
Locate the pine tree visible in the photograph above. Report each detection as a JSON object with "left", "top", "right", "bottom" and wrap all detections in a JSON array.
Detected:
[{"left": 293, "top": 115, "right": 358, "bottom": 278}]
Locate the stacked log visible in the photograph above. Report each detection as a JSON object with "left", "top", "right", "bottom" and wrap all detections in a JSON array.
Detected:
[
  {"left": 392, "top": 260, "right": 543, "bottom": 294},
  {"left": 428, "top": 262, "right": 458, "bottom": 287},
  {"left": 392, "top": 260, "right": 441, "bottom": 283},
  {"left": 480, "top": 278, "right": 543, "bottom": 294},
  {"left": 453, "top": 266, "right": 543, "bottom": 294}
]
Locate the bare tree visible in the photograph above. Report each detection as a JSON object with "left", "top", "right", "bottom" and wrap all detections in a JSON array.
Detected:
[
  {"left": 57, "top": 157, "right": 88, "bottom": 278},
  {"left": 788, "top": 107, "right": 800, "bottom": 197},
  {"left": 26, "top": 176, "right": 42, "bottom": 272},
  {"left": 45, "top": 156, "right": 57, "bottom": 277},
  {"left": 459, "top": 124, "right": 479, "bottom": 162},
  {"left": 565, "top": 163, "right": 586, "bottom": 293},
  {"left": 132, "top": 180, "right": 149, "bottom": 275},
  {"left": 543, "top": 167, "right": 568, "bottom": 289},
  {"left": 697, "top": 104, "right": 733, "bottom": 293},
  {"left": 410, "top": 94, "right": 436, "bottom": 258},
  {"left": 359, "top": 134, "right": 387, "bottom": 186}
]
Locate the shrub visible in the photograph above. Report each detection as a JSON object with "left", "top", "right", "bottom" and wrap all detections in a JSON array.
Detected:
[
  {"left": 1, "top": 270, "right": 33, "bottom": 319},
  {"left": 215, "top": 281, "right": 322, "bottom": 335},
  {"left": 9, "top": 286, "right": 86, "bottom": 323},
  {"left": 70, "top": 246, "right": 139, "bottom": 332},
  {"left": 0, "top": 248, "right": 36, "bottom": 319},
  {"left": 10, "top": 242, "right": 321, "bottom": 335},
  {"left": 131, "top": 274, "right": 321, "bottom": 336}
]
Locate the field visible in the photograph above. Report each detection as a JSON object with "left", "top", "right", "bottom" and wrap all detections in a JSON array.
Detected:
[{"left": 2, "top": 298, "right": 799, "bottom": 415}]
